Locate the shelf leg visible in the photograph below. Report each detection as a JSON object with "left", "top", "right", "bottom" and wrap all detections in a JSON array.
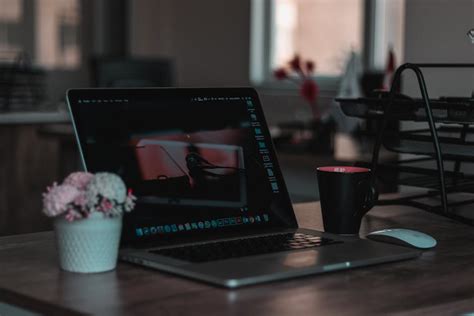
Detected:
[{"left": 370, "top": 63, "right": 449, "bottom": 214}]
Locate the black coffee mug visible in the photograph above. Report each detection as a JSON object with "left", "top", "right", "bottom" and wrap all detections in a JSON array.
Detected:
[{"left": 317, "top": 166, "right": 378, "bottom": 235}]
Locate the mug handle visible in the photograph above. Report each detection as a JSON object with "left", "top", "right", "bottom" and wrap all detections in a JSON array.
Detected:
[{"left": 355, "top": 179, "right": 378, "bottom": 216}]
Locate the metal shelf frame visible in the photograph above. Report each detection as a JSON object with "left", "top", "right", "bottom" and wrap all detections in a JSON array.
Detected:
[{"left": 369, "top": 63, "right": 474, "bottom": 222}]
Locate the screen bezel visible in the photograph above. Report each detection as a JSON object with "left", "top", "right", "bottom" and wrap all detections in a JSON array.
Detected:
[{"left": 66, "top": 87, "right": 298, "bottom": 245}]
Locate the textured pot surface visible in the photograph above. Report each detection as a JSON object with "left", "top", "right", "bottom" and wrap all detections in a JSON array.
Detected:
[{"left": 54, "top": 213, "right": 122, "bottom": 273}]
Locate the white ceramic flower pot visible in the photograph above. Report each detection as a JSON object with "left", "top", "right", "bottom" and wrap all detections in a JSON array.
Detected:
[{"left": 54, "top": 212, "right": 122, "bottom": 273}]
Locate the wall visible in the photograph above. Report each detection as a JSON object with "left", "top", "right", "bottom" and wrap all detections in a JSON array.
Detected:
[
  {"left": 401, "top": 0, "right": 474, "bottom": 173},
  {"left": 129, "top": 0, "right": 251, "bottom": 87},
  {"left": 402, "top": 0, "right": 474, "bottom": 98}
]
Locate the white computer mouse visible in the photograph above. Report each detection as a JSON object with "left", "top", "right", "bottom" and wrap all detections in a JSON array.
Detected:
[{"left": 366, "top": 228, "right": 437, "bottom": 249}]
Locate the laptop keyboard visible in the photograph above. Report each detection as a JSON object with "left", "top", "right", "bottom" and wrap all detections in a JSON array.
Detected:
[{"left": 150, "top": 233, "right": 342, "bottom": 263}]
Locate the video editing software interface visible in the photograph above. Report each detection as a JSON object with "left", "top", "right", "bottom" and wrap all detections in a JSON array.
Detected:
[{"left": 70, "top": 89, "right": 296, "bottom": 240}]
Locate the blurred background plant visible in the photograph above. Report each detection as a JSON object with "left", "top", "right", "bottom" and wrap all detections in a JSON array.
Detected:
[{"left": 274, "top": 54, "right": 322, "bottom": 121}]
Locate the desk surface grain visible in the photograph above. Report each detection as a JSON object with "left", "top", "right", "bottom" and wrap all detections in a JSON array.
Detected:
[{"left": 1, "top": 202, "right": 474, "bottom": 315}]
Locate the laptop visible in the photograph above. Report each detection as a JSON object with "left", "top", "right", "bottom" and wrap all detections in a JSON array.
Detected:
[{"left": 67, "top": 87, "right": 420, "bottom": 288}]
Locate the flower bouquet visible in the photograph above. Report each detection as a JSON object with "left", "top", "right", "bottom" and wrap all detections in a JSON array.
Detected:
[
  {"left": 273, "top": 55, "right": 335, "bottom": 153},
  {"left": 274, "top": 54, "right": 321, "bottom": 120},
  {"left": 43, "top": 172, "right": 136, "bottom": 273}
]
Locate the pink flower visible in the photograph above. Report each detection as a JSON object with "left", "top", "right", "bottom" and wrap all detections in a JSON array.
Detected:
[
  {"left": 73, "top": 193, "right": 88, "bottom": 210},
  {"left": 42, "top": 184, "right": 81, "bottom": 217},
  {"left": 65, "top": 209, "right": 83, "bottom": 222},
  {"left": 63, "top": 172, "right": 94, "bottom": 190},
  {"left": 100, "top": 198, "right": 114, "bottom": 212}
]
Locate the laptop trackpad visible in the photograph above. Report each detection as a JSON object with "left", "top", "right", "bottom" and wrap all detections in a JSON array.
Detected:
[
  {"left": 192, "top": 249, "right": 331, "bottom": 278},
  {"left": 282, "top": 250, "right": 319, "bottom": 268}
]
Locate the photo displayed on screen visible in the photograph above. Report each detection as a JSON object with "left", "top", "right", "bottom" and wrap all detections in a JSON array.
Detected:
[{"left": 131, "top": 130, "right": 247, "bottom": 208}]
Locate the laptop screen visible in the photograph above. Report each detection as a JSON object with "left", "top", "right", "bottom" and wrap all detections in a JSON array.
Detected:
[{"left": 67, "top": 88, "right": 297, "bottom": 242}]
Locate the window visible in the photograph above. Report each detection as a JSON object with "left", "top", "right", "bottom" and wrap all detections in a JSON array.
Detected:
[
  {"left": 0, "top": 0, "right": 23, "bottom": 60},
  {"left": 273, "top": 0, "right": 363, "bottom": 76},
  {"left": 250, "top": 0, "right": 405, "bottom": 85},
  {"left": 0, "top": 0, "right": 81, "bottom": 69},
  {"left": 35, "top": 0, "right": 81, "bottom": 69}
]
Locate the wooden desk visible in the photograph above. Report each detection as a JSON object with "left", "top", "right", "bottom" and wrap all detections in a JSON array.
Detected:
[{"left": 1, "top": 202, "right": 474, "bottom": 315}]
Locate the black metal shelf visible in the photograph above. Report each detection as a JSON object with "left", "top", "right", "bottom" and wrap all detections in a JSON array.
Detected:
[
  {"left": 337, "top": 96, "right": 474, "bottom": 124},
  {"left": 337, "top": 62, "right": 474, "bottom": 223}
]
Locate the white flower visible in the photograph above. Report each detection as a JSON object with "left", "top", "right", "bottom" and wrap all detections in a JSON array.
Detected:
[
  {"left": 86, "top": 172, "right": 127, "bottom": 210},
  {"left": 42, "top": 184, "right": 81, "bottom": 217},
  {"left": 63, "top": 171, "right": 94, "bottom": 190}
]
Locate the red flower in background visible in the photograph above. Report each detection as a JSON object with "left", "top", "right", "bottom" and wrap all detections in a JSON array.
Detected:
[
  {"left": 289, "top": 55, "right": 301, "bottom": 72},
  {"left": 273, "top": 68, "right": 288, "bottom": 80},
  {"left": 382, "top": 48, "right": 396, "bottom": 90},
  {"left": 305, "top": 61, "right": 315, "bottom": 74},
  {"left": 273, "top": 54, "right": 321, "bottom": 119}
]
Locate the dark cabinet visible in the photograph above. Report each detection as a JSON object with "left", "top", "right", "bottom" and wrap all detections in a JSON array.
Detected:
[{"left": 0, "top": 124, "right": 79, "bottom": 236}]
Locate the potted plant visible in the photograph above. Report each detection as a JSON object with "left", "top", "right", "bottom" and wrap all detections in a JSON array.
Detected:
[{"left": 42, "top": 172, "right": 136, "bottom": 273}]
